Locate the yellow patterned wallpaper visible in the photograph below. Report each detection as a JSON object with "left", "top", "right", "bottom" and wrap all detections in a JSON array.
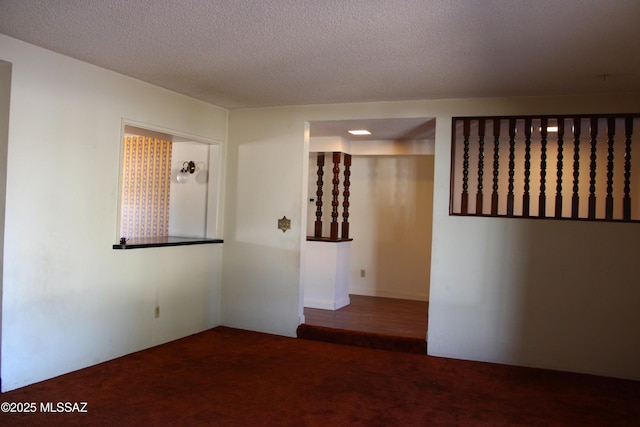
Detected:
[{"left": 120, "top": 136, "right": 172, "bottom": 238}]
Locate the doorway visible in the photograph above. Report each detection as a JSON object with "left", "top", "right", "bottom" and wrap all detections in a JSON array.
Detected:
[{"left": 301, "top": 118, "right": 435, "bottom": 347}]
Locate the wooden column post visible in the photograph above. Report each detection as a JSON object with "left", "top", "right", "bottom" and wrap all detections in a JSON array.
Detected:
[
  {"left": 507, "top": 118, "right": 516, "bottom": 217},
  {"left": 342, "top": 154, "right": 351, "bottom": 239},
  {"left": 588, "top": 117, "right": 598, "bottom": 219},
  {"left": 461, "top": 119, "right": 470, "bottom": 214},
  {"left": 571, "top": 118, "right": 582, "bottom": 219},
  {"left": 605, "top": 117, "right": 615, "bottom": 220},
  {"left": 539, "top": 117, "right": 548, "bottom": 217},
  {"left": 314, "top": 153, "right": 325, "bottom": 238},
  {"left": 523, "top": 117, "right": 532, "bottom": 217},
  {"left": 491, "top": 119, "right": 501, "bottom": 215},
  {"left": 555, "top": 117, "right": 565, "bottom": 218},
  {"left": 476, "top": 119, "right": 485, "bottom": 214},
  {"left": 330, "top": 152, "right": 341, "bottom": 240},
  {"left": 623, "top": 117, "right": 633, "bottom": 220}
]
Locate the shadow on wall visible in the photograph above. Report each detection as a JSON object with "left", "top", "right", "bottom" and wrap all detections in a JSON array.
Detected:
[
  {"left": 512, "top": 219, "right": 640, "bottom": 379},
  {"left": 349, "top": 155, "right": 433, "bottom": 301}
]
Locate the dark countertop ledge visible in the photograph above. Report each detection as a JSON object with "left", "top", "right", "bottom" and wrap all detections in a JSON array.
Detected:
[{"left": 113, "top": 236, "right": 223, "bottom": 250}]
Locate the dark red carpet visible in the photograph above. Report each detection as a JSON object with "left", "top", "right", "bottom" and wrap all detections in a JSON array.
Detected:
[{"left": 2, "top": 326, "right": 639, "bottom": 426}]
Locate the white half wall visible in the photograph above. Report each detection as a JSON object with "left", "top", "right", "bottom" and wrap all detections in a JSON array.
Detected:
[
  {"left": 0, "top": 35, "right": 228, "bottom": 391},
  {"left": 303, "top": 241, "right": 351, "bottom": 310}
]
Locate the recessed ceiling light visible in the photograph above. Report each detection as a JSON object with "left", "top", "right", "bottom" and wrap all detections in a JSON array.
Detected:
[{"left": 348, "top": 129, "right": 371, "bottom": 135}]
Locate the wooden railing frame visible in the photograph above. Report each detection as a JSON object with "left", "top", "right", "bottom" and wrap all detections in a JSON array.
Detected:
[
  {"left": 309, "top": 152, "right": 354, "bottom": 241},
  {"left": 450, "top": 113, "right": 640, "bottom": 223}
]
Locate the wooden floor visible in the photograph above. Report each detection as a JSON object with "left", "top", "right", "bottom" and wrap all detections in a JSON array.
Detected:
[{"left": 303, "top": 295, "right": 428, "bottom": 339}]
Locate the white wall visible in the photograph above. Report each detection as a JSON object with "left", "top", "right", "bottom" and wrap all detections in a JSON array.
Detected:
[
  {"left": 222, "top": 109, "right": 306, "bottom": 336},
  {"left": 309, "top": 136, "right": 351, "bottom": 153},
  {"left": 0, "top": 60, "right": 11, "bottom": 380},
  {"left": 169, "top": 142, "right": 211, "bottom": 237},
  {"left": 225, "top": 94, "right": 640, "bottom": 380},
  {"left": 0, "top": 35, "right": 228, "bottom": 391},
  {"left": 348, "top": 155, "right": 433, "bottom": 301}
]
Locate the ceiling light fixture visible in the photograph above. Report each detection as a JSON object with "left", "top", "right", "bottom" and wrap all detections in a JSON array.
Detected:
[
  {"left": 348, "top": 129, "right": 371, "bottom": 135},
  {"left": 539, "top": 126, "right": 559, "bottom": 133}
]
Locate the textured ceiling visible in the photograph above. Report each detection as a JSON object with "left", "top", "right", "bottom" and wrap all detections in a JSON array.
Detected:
[{"left": 1, "top": 0, "right": 639, "bottom": 110}]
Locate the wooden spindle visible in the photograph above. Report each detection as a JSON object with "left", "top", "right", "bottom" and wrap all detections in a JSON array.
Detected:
[
  {"left": 314, "top": 153, "right": 325, "bottom": 237},
  {"left": 623, "top": 117, "right": 633, "bottom": 220},
  {"left": 330, "top": 152, "right": 341, "bottom": 240},
  {"left": 539, "top": 117, "right": 548, "bottom": 217},
  {"left": 491, "top": 119, "right": 501, "bottom": 215},
  {"left": 555, "top": 117, "right": 565, "bottom": 218},
  {"left": 342, "top": 154, "right": 351, "bottom": 239},
  {"left": 605, "top": 117, "right": 615, "bottom": 219},
  {"left": 588, "top": 117, "right": 598, "bottom": 219},
  {"left": 523, "top": 118, "right": 532, "bottom": 217},
  {"left": 476, "top": 119, "right": 486, "bottom": 214},
  {"left": 451, "top": 113, "right": 638, "bottom": 222},
  {"left": 507, "top": 118, "right": 516, "bottom": 217},
  {"left": 461, "top": 119, "right": 470, "bottom": 214},
  {"left": 571, "top": 118, "right": 581, "bottom": 219}
]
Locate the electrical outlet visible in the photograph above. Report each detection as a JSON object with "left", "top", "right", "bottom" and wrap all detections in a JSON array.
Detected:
[
  {"left": 154, "top": 306, "right": 160, "bottom": 318},
  {"left": 360, "top": 269, "right": 365, "bottom": 278}
]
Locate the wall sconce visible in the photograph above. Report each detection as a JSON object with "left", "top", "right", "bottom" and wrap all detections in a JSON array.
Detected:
[{"left": 177, "top": 160, "right": 196, "bottom": 183}]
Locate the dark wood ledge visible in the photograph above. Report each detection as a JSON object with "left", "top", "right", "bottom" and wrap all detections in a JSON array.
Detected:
[
  {"left": 113, "top": 236, "right": 223, "bottom": 250},
  {"left": 306, "top": 236, "right": 353, "bottom": 242}
]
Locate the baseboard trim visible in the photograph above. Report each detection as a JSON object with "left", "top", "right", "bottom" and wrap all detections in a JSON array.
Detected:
[
  {"left": 303, "top": 296, "right": 350, "bottom": 310},
  {"left": 348, "top": 288, "right": 428, "bottom": 302}
]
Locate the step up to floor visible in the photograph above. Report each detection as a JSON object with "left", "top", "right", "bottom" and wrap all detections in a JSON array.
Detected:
[{"left": 296, "top": 324, "right": 426, "bottom": 354}]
